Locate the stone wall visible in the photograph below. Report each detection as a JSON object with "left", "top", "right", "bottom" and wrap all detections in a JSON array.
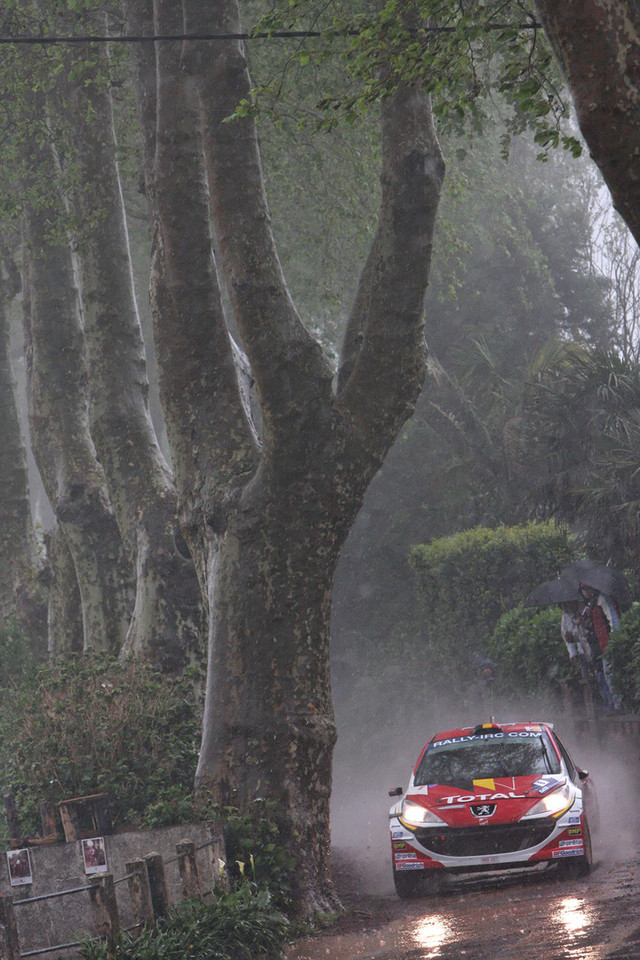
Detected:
[{"left": 0, "top": 822, "right": 225, "bottom": 956}]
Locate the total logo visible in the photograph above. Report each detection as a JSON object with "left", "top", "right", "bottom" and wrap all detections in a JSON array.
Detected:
[{"left": 442, "top": 792, "right": 526, "bottom": 804}]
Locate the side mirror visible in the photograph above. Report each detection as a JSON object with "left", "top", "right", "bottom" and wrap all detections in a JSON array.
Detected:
[
  {"left": 578, "top": 769, "right": 589, "bottom": 781},
  {"left": 388, "top": 786, "right": 403, "bottom": 797}
]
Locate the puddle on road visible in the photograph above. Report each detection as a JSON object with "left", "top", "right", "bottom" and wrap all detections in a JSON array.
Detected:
[
  {"left": 410, "top": 915, "right": 455, "bottom": 955},
  {"left": 285, "top": 907, "right": 459, "bottom": 960},
  {"left": 557, "top": 896, "right": 591, "bottom": 935}
]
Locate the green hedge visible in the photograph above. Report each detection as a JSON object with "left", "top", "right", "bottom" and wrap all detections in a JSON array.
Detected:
[
  {"left": 487, "top": 604, "right": 579, "bottom": 697},
  {"left": 409, "top": 522, "right": 575, "bottom": 682},
  {"left": 606, "top": 603, "right": 640, "bottom": 711}
]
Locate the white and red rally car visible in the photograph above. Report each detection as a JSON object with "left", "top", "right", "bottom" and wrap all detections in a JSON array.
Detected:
[{"left": 388, "top": 720, "right": 596, "bottom": 898}]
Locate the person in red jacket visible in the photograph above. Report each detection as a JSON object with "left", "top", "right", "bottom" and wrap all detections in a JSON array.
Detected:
[{"left": 578, "top": 583, "right": 620, "bottom": 711}]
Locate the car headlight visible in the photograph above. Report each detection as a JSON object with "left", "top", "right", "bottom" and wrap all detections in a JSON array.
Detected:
[
  {"left": 521, "top": 781, "right": 574, "bottom": 819},
  {"left": 400, "top": 799, "right": 446, "bottom": 828}
]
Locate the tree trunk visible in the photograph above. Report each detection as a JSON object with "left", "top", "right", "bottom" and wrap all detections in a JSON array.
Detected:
[
  {"left": 45, "top": 523, "right": 83, "bottom": 658},
  {"left": 127, "top": 0, "right": 258, "bottom": 600},
  {"left": 127, "top": 0, "right": 443, "bottom": 911},
  {"left": 57, "top": 31, "right": 205, "bottom": 667},
  {"left": 534, "top": 0, "right": 640, "bottom": 247},
  {"left": 0, "top": 248, "right": 47, "bottom": 649},
  {"left": 182, "top": 0, "right": 442, "bottom": 913},
  {"left": 20, "top": 111, "right": 134, "bottom": 656}
]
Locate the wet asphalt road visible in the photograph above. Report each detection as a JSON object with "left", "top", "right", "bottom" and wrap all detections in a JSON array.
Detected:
[{"left": 288, "top": 856, "right": 640, "bottom": 959}]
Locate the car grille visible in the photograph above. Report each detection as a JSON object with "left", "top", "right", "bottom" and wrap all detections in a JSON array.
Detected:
[{"left": 414, "top": 818, "right": 556, "bottom": 857}]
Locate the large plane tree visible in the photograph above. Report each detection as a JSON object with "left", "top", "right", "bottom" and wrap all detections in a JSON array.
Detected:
[{"left": 123, "top": 0, "right": 445, "bottom": 912}]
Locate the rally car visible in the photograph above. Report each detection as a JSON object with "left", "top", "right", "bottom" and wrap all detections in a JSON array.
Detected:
[{"left": 388, "top": 721, "right": 596, "bottom": 898}]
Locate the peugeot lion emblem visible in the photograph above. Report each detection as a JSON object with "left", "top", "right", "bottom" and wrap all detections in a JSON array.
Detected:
[{"left": 471, "top": 803, "right": 496, "bottom": 818}]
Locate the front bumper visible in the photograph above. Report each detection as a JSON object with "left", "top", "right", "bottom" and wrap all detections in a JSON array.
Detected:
[{"left": 390, "top": 809, "right": 586, "bottom": 872}]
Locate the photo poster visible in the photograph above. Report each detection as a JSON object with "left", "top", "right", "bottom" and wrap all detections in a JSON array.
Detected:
[
  {"left": 82, "top": 837, "right": 108, "bottom": 874},
  {"left": 7, "top": 848, "right": 33, "bottom": 886}
]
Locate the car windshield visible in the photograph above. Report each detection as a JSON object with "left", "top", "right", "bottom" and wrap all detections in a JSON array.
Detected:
[{"left": 414, "top": 731, "right": 562, "bottom": 788}]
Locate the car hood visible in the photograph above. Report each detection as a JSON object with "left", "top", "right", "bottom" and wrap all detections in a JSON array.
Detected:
[{"left": 404, "top": 774, "right": 569, "bottom": 826}]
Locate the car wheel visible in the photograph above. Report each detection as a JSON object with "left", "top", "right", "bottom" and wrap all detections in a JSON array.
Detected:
[
  {"left": 393, "top": 868, "right": 421, "bottom": 899},
  {"left": 559, "top": 820, "right": 593, "bottom": 879},
  {"left": 393, "top": 869, "right": 444, "bottom": 899}
]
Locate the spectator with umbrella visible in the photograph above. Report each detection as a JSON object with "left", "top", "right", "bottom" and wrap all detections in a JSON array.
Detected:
[
  {"left": 560, "top": 560, "right": 629, "bottom": 711},
  {"left": 526, "top": 576, "right": 592, "bottom": 686},
  {"left": 560, "top": 599, "right": 591, "bottom": 682}
]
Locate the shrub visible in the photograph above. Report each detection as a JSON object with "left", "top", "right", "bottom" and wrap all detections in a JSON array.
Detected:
[
  {"left": 220, "top": 800, "right": 297, "bottom": 914},
  {"left": 606, "top": 602, "right": 640, "bottom": 711},
  {"left": 0, "top": 616, "right": 37, "bottom": 686},
  {"left": 487, "top": 604, "right": 579, "bottom": 697},
  {"left": 78, "top": 886, "right": 288, "bottom": 960},
  {"left": 409, "top": 521, "right": 575, "bottom": 683},
  {"left": 0, "top": 655, "right": 200, "bottom": 842}
]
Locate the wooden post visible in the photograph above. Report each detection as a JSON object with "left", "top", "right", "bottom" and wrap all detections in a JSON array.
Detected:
[
  {"left": 126, "top": 859, "right": 155, "bottom": 933},
  {"left": 3, "top": 797, "right": 20, "bottom": 848},
  {"left": 57, "top": 802, "right": 79, "bottom": 843},
  {"left": 0, "top": 894, "right": 19, "bottom": 960},
  {"left": 176, "top": 841, "right": 201, "bottom": 900},
  {"left": 40, "top": 802, "right": 56, "bottom": 840},
  {"left": 93, "top": 795, "right": 113, "bottom": 836},
  {"left": 89, "top": 874, "right": 120, "bottom": 948},
  {"left": 144, "top": 853, "right": 170, "bottom": 920}
]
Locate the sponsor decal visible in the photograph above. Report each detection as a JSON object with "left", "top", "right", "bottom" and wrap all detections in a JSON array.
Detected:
[
  {"left": 394, "top": 853, "right": 419, "bottom": 861},
  {"left": 567, "top": 827, "right": 582, "bottom": 837},
  {"left": 393, "top": 842, "right": 407, "bottom": 850},
  {"left": 532, "top": 776, "right": 563, "bottom": 794},
  {"left": 568, "top": 817, "right": 581, "bottom": 824},
  {"left": 559, "top": 840, "right": 584, "bottom": 849},
  {"left": 473, "top": 779, "right": 496, "bottom": 791},
  {"left": 392, "top": 830, "right": 409, "bottom": 839},
  {"left": 431, "top": 731, "right": 543, "bottom": 748},
  {"left": 552, "top": 849, "right": 584, "bottom": 858},
  {"left": 442, "top": 791, "right": 526, "bottom": 804},
  {"left": 395, "top": 862, "right": 425, "bottom": 871}
]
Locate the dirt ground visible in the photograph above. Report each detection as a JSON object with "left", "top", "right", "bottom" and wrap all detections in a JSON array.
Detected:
[{"left": 288, "top": 849, "right": 640, "bottom": 960}]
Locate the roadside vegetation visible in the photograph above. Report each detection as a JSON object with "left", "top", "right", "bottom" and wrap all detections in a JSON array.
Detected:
[
  {"left": 0, "top": 633, "right": 200, "bottom": 842},
  {"left": 78, "top": 889, "right": 288, "bottom": 960}
]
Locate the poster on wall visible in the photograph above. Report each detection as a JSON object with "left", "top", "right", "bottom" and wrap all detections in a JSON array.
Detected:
[
  {"left": 7, "top": 848, "right": 33, "bottom": 886},
  {"left": 82, "top": 837, "right": 108, "bottom": 874}
]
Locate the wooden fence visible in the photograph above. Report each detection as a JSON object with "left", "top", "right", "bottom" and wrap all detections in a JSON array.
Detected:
[{"left": 0, "top": 839, "right": 220, "bottom": 960}]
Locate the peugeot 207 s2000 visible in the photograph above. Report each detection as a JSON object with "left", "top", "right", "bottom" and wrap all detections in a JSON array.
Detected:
[{"left": 388, "top": 721, "right": 596, "bottom": 898}]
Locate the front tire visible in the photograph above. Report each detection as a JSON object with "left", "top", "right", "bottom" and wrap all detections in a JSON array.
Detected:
[
  {"left": 393, "top": 868, "right": 444, "bottom": 898},
  {"left": 558, "top": 819, "right": 593, "bottom": 879},
  {"left": 393, "top": 868, "right": 421, "bottom": 899}
]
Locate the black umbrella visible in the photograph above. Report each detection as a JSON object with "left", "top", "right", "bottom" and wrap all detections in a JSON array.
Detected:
[
  {"left": 560, "top": 560, "right": 632, "bottom": 608},
  {"left": 525, "top": 577, "right": 582, "bottom": 606}
]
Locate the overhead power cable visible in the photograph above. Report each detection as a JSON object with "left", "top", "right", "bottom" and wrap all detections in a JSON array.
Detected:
[{"left": 0, "top": 22, "right": 542, "bottom": 45}]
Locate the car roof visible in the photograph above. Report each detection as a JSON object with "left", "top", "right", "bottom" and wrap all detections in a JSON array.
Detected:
[{"left": 428, "top": 721, "right": 555, "bottom": 743}]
